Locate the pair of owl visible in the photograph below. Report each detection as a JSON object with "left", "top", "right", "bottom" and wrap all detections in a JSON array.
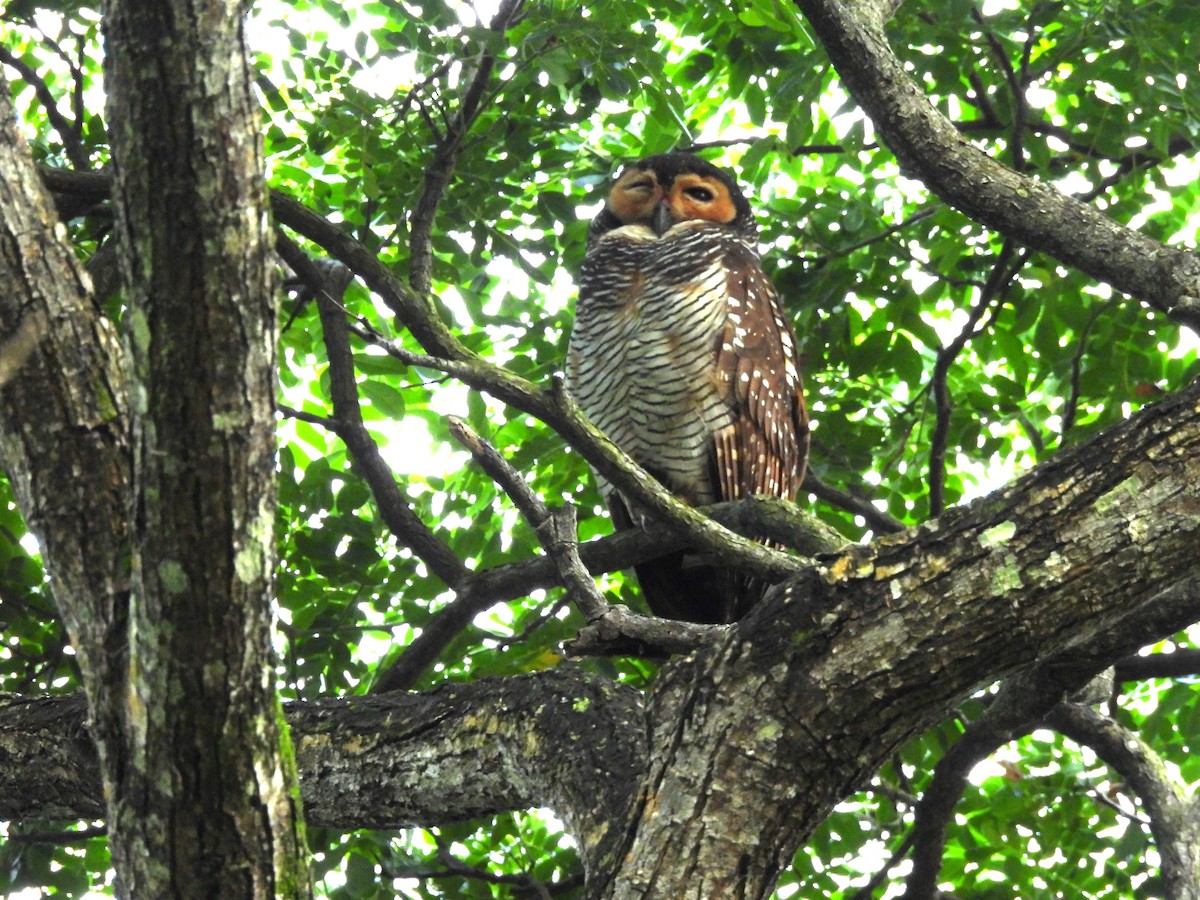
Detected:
[{"left": 567, "top": 153, "right": 809, "bottom": 625}]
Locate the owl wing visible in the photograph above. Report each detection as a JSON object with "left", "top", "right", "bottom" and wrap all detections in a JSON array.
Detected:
[{"left": 712, "top": 242, "right": 809, "bottom": 505}]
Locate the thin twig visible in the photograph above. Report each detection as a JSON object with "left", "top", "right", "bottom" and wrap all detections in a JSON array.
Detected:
[
  {"left": 1059, "top": 300, "right": 1114, "bottom": 440},
  {"left": 970, "top": 2, "right": 1033, "bottom": 172},
  {"left": 0, "top": 44, "right": 88, "bottom": 168},
  {"left": 408, "top": 0, "right": 526, "bottom": 295},
  {"left": 446, "top": 415, "right": 610, "bottom": 622},
  {"left": 7, "top": 825, "right": 106, "bottom": 844},
  {"left": 928, "top": 242, "right": 1027, "bottom": 516},
  {"left": 276, "top": 233, "right": 468, "bottom": 589},
  {"left": 384, "top": 834, "right": 557, "bottom": 899},
  {"left": 848, "top": 828, "right": 917, "bottom": 900},
  {"left": 802, "top": 469, "right": 905, "bottom": 534}
]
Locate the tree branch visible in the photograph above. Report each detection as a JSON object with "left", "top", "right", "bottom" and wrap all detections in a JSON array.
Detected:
[
  {"left": 802, "top": 469, "right": 905, "bottom": 534},
  {"left": 0, "top": 44, "right": 88, "bottom": 169},
  {"left": 0, "top": 668, "right": 649, "bottom": 885},
  {"left": 1115, "top": 648, "right": 1200, "bottom": 683},
  {"left": 372, "top": 496, "right": 843, "bottom": 691},
  {"left": 408, "top": 0, "right": 526, "bottom": 295},
  {"left": 1045, "top": 703, "right": 1200, "bottom": 899},
  {"left": 793, "top": 0, "right": 1200, "bottom": 330},
  {"left": 0, "top": 73, "right": 132, "bottom": 707},
  {"left": 275, "top": 236, "right": 469, "bottom": 589},
  {"left": 446, "top": 416, "right": 610, "bottom": 622},
  {"left": 902, "top": 662, "right": 1104, "bottom": 899},
  {"left": 928, "top": 241, "right": 1026, "bottom": 516},
  {"left": 613, "top": 374, "right": 1200, "bottom": 896}
]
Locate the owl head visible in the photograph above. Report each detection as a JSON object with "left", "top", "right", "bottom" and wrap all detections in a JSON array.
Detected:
[{"left": 587, "top": 152, "right": 757, "bottom": 247}]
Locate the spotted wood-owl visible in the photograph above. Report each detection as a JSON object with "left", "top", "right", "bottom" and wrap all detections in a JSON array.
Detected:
[{"left": 567, "top": 152, "right": 809, "bottom": 624}]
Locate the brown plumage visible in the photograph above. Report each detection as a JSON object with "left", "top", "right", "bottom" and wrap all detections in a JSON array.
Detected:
[{"left": 568, "top": 152, "right": 809, "bottom": 624}]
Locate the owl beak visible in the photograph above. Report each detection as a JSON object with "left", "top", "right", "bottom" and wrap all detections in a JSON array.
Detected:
[{"left": 652, "top": 201, "right": 676, "bottom": 236}]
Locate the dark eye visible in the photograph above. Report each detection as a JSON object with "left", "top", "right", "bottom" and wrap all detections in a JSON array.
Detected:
[
  {"left": 626, "top": 178, "right": 655, "bottom": 193},
  {"left": 684, "top": 186, "right": 715, "bottom": 202}
]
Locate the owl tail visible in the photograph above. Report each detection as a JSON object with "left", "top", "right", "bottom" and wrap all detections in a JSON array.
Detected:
[{"left": 609, "top": 496, "right": 764, "bottom": 624}]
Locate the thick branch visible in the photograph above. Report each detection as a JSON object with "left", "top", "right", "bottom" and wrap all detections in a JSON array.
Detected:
[
  {"left": 0, "top": 73, "right": 132, "bottom": 726},
  {"left": 0, "top": 667, "right": 648, "bottom": 887},
  {"left": 612, "top": 376, "right": 1200, "bottom": 897},
  {"left": 374, "top": 497, "right": 842, "bottom": 691}
]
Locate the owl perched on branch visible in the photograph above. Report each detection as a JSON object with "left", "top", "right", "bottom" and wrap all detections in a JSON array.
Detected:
[{"left": 568, "top": 152, "right": 809, "bottom": 624}]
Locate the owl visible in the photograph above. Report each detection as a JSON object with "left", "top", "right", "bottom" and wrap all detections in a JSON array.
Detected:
[{"left": 567, "top": 152, "right": 809, "bottom": 624}]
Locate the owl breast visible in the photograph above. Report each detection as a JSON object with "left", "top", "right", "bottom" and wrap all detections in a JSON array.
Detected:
[{"left": 569, "top": 222, "right": 743, "bottom": 509}]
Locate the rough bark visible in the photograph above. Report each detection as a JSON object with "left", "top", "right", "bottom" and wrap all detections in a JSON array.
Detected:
[
  {"left": 0, "top": 57, "right": 137, "bottom": 879},
  {"left": 606, "top": 375, "right": 1200, "bottom": 897},
  {"left": 96, "top": 0, "right": 308, "bottom": 895},
  {"left": 0, "top": 3, "right": 307, "bottom": 898},
  {"left": 0, "top": 80, "right": 131, "bottom": 708},
  {"left": 0, "top": 668, "right": 649, "bottom": 882}
]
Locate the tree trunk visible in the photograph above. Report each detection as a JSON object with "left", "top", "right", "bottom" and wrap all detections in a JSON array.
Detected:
[
  {"left": 0, "top": 0, "right": 309, "bottom": 894},
  {"left": 97, "top": 0, "right": 307, "bottom": 895}
]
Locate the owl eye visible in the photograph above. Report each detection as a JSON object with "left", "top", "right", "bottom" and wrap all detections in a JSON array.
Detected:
[{"left": 684, "top": 186, "right": 715, "bottom": 202}]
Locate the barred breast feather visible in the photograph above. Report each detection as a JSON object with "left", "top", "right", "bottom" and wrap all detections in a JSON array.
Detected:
[{"left": 569, "top": 221, "right": 737, "bottom": 511}]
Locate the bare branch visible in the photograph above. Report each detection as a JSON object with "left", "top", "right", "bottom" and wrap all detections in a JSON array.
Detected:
[
  {"left": 372, "top": 495, "right": 840, "bottom": 691},
  {"left": 1115, "top": 648, "right": 1200, "bottom": 683},
  {"left": 1059, "top": 299, "right": 1115, "bottom": 441},
  {"left": 901, "top": 670, "right": 1080, "bottom": 899},
  {"left": 1045, "top": 704, "right": 1200, "bottom": 899},
  {"left": 928, "top": 242, "right": 1026, "bottom": 516},
  {"left": 0, "top": 44, "right": 88, "bottom": 169},
  {"left": 802, "top": 469, "right": 905, "bottom": 535}
]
